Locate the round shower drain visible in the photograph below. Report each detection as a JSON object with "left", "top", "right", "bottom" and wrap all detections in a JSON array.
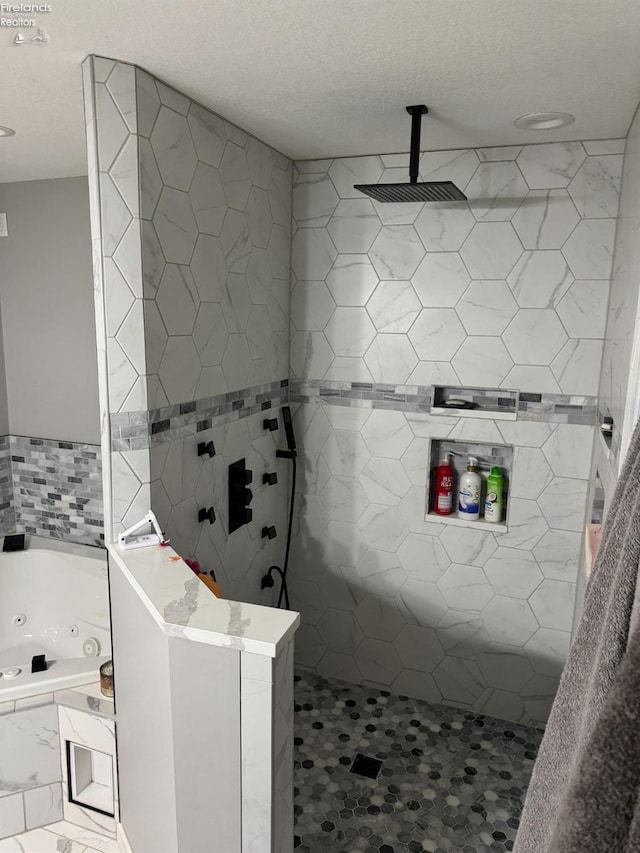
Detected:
[{"left": 12, "top": 613, "right": 26, "bottom": 626}]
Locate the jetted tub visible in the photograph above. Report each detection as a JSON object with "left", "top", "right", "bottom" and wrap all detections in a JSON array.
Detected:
[{"left": 0, "top": 538, "right": 111, "bottom": 701}]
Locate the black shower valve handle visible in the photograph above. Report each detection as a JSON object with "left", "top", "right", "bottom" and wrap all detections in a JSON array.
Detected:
[
  {"left": 262, "top": 525, "right": 277, "bottom": 540},
  {"left": 263, "top": 472, "right": 278, "bottom": 486},
  {"left": 276, "top": 448, "right": 296, "bottom": 459},
  {"left": 198, "top": 506, "right": 216, "bottom": 525},
  {"left": 239, "top": 468, "right": 253, "bottom": 486},
  {"left": 263, "top": 418, "right": 279, "bottom": 432},
  {"left": 198, "top": 441, "right": 216, "bottom": 458}
]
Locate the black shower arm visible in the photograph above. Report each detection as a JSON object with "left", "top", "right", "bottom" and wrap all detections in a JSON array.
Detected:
[{"left": 407, "top": 105, "right": 428, "bottom": 184}]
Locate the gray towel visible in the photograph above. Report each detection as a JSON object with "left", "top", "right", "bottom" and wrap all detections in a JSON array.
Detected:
[{"left": 515, "top": 419, "right": 640, "bottom": 853}]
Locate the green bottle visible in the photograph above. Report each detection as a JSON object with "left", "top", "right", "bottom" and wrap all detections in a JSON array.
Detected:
[{"left": 485, "top": 466, "right": 504, "bottom": 523}]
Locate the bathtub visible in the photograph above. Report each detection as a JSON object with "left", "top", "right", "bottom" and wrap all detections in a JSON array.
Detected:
[{"left": 0, "top": 538, "right": 111, "bottom": 702}]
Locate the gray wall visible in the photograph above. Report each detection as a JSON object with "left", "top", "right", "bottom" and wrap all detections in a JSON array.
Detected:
[
  {"left": 0, "top": 300, "right": 8, "bottom": 435},
  {"left": 0, "top": 177, "right": 99, "bottom": 443}
]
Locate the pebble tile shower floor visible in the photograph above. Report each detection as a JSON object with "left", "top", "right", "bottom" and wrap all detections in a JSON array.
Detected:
[{"left": 293, "top": 672, "right": 542, "bottom": 853}]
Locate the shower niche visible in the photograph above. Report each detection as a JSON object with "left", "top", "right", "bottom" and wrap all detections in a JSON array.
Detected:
[
  {"left": 431, "top": 385, "right": 518, "bottom": 421},
  {"left": 426, "top": 437, "right": 513, "bottom": 532}
]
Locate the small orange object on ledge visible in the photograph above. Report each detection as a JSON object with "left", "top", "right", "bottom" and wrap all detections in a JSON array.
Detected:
[{"left": 199, "top": 573, "right": 224, "bottom": 598}]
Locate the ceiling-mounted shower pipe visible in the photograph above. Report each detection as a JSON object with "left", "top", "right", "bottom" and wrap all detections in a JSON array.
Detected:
[{"left": 354, "top": 104, "right": 468, "bottom": 203}]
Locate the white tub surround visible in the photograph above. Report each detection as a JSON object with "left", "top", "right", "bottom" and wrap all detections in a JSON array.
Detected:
[
  {"left": 108, "top": 542, "right": 299, "bottom": 853},
  {"left": 0, "top": 703, "right": 62, "bottom": 839}
]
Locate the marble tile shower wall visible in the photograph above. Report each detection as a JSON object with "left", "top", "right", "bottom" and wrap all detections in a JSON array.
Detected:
[
  {"left": 289, "top": 141, "right": 620, "bottom": 725},
  {"left": 291, "top": 141, "right": 620, "bottom": 390},
  {"left": 84, "top": 57, "right": 293, "bottom": 597},
  {"left": 135, "top": 67, "right": 293, "bottom": 597}
]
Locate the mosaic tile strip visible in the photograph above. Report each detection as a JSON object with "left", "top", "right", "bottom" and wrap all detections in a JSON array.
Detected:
[
  {"left": 9, "top": 435, "right": 104, "bottom": 548},
  {"left": 0, "top": 435, "right": 14, "bottom": 536},
  {"left": 290, "top": 380, "right": 597, "bottom": 425},
  {"left": 111, "top": 378, "right": 597, "bottom": 452},
  {"left": 293, "top": 670, "right": 541, "bottom": 853},
  {"left": 111, "top": 379, "right": 290, "bottom": 450},
  {"left": 290, "top": 379, "right": 433, "bottom": 413},
  {"left": 517, "top": 393, "right": 597, "bottom": 425}
]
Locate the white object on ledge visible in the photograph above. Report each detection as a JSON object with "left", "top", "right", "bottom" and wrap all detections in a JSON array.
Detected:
[{"left": 118, "top": 510, "right": 166, "bottom": 550}]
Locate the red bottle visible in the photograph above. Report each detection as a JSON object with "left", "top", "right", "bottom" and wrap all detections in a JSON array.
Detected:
[{"left": 434, "top": 453, "right": 454, "bottom": 515}]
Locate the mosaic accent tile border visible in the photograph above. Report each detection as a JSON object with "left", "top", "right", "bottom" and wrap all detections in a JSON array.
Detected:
[
  {"left": 9, "top": 435, "right": 104, "bottom": 548},
  {"left": 111, "top": 378, "right": 597, "bottom": 453},
  {"left": 111, "top": 378, "right": 290, "bottom": 449},
  {"left": 290, "top": 379, "right": 597, "bottom": 425},
  {"left": 0, "top": 435, "right": 14, "bottom": 535},
  {"left": 518, "top": 392, "right": 597, "bottom": 425}
]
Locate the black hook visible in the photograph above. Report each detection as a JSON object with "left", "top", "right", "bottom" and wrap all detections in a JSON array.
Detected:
[
  {"left": 198, "top": 441, "right": 216, "bottom": 458},
  {"left": 198, "top": 507, "right": 216, "bottom": 525},
  {"left": 263, "top": 472, "right": 278, "bottom": 486},
  {"left": 262, "top": 525, "right": 277, "bottom": 540},
  {"left": 263, "top": 418, "right": 278, "bottom": 432}
]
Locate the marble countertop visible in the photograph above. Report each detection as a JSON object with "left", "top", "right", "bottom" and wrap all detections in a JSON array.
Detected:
[{"left": 107, "top": 542, "right": 299, "bottom": 657}]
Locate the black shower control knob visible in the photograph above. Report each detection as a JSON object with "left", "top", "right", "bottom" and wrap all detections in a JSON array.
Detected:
[
  {"left": 198, "top": 507, "right": 216, "bottom": 525},
  {"left": 263, "top": 418, "right": 279, "bottom": 432},
  {"left": 242, "top": 488, "right": 253, "bottom": 506},
  {"left": 262, "top": 525, "right": 277, "bottom": 540},
  {"left": 263, "top": 472, "right": 278, "bottom": 486},
  {"left": 241, "top": 469, "right": 253, "bottom": 485},
  {"left": 198, "top": 441, "right": 216, "bottom": 458},
  {"left": 242, "top": 507, "right": 253, "bottom": 524}
]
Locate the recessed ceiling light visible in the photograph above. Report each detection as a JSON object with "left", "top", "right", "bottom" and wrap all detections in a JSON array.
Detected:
[
  {"left": 514, "top": 112, "right": 575, "bottom": 131},
  {"left": 0, "top": 126, "right": 15, "bottom": 137}
]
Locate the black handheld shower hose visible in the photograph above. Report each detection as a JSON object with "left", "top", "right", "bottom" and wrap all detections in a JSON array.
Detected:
[{"left": 273, "top": 405, "right": 297, "bottom": 609}]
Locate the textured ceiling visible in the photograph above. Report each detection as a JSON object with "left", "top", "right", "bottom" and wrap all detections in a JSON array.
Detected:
[{"left": 1, "top": 0, "right": 640, "bottom": 183}]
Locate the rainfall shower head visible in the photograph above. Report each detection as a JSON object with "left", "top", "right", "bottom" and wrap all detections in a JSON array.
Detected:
[
  {"left": 356, "top": 180, "right": 466, "bottom": 203},
  {"left": 354, "top": 105, "right": 467, "bottom": 203}
]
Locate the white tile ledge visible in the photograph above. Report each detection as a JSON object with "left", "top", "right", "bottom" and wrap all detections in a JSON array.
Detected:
[
  {"left": 425, "top": 511, "right": 508, "bottom": 533},
  {"left": 430, "top": 406, "right": 517, "bottom": 422},
  {"left": 107, "top": 543, "right": 299, "bottom": 657}
]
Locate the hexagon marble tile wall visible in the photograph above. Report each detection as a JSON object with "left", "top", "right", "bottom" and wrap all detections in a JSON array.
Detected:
[
  {"left": 289, "top": 140, "right": 621, "bottom": 726},
  {"left": 83, "top": 54, "right": 293, "bottom": 603}
]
